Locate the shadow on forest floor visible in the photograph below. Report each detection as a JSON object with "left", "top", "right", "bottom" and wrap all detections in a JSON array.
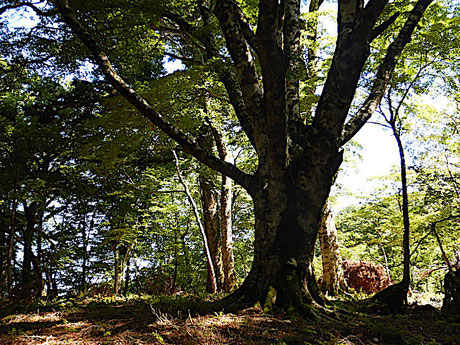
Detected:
[{"left": 0, "top": 296, "right": 459, "bottom": 344}]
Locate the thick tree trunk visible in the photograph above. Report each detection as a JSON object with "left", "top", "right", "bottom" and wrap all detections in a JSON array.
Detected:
[
  {"left": 318, "top": 203, "right": 347, "bottom": 296},
  {"left": 216, "top": 146, "right": 342, "bottom": 313}
]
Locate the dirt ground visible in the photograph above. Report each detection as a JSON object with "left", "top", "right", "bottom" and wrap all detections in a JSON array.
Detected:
[{"left": 0, "top": 297, "right": 459, "bottom": 344}]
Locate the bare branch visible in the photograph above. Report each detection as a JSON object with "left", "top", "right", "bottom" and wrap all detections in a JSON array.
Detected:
[
  {"left": 163, "top": 51, "right": 203, "bottom": 65},
  {"left": 369, "top": 12, "right": 399, "bottom": 42},
  {"left": 340, "top": 0, "right": 435, "bottom": 145},
  {"left": 235, "top": 4, "right": 257, "bottom": 51},
  {"left": 363, "top": 0, "right": 391, "bottom": 25},
  {"left": 214, "top": 0, "right": 262, "bottom": 146},
  {"left": 284, "top": 0, "right": 301, "bottom": 121}
]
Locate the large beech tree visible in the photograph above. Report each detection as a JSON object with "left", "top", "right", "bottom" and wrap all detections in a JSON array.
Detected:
[
  {"left": 55, "top": 0, "right": 435, "bottom": 312},
  {"left": 2, "top": 0, "right": 440, "bottom": 312}
]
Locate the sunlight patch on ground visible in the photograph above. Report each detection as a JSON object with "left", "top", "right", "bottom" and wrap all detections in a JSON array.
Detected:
[{"left": 1, "top": 311, "right": 64, "bottom": 324}]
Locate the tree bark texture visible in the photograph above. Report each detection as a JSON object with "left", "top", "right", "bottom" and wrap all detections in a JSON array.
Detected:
[
  {"left": 56, "top": 0, "right": 434, "bottom": 312},
  {"left": 198, "top": 128, "right": 224, "bottom": 292},
  {"left": 200, "top": 175, "right": 224, "bottom": 292},
  {"left": 211, "top": 124, "right": 237, "bottom": 292},
  {"left": 221, "top": 162, "right": 237, "bottom": 292},
  {"left": 318, "top": 203, "right": 347, "bottom": 296}
]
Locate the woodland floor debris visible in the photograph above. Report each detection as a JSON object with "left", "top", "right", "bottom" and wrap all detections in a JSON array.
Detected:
[{"left": 0, "top": 297, "right": 459, "bottom": 344}]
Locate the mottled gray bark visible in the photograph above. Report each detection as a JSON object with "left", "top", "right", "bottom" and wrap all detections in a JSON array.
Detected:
[
  {"left": 200, "top": 174, "right": 224, "bottom": 291},
  {"left": 318, "top": 203, "right": 347, "bottom": 296},
  {"left": 198, "top": 126, "right": 224, "bottom": 292},
  {"left": 212, "top": 127, "right": 237, "bottom": 292}
]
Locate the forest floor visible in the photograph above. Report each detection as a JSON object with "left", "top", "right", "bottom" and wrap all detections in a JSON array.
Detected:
[{"left": 0, "top": 295, "right": 459, "bottom": 345}]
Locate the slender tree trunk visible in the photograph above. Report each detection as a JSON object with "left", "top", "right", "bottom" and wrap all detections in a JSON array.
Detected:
[
  {"left": 181, "top": 226, "right": 192, "bottom": 286},
  {"left": 7, "top": 199, "right": 17, "bottom": 299},
  {"left": 34, "top": 213, "right": 44, "bottom": 297},
  {"left": 124, "top": 256, "right": 130, "bottom": 295},
  {"left": 51, "top": 271, "right": 58, "bottom": 298},
  {"left": 221, "top": 171, "right": 237, "bottom": 292},
  {"left": 373, "top": 106, "right": 412, "bottom": 312},
  {"left": 81, "top": 216, "right": 93, "bottom": 293},
  {"left": 120, "top": 245, "right": 132, "bottom": 295},
  {"left": 114, "top": 246, "right": 119, "bottom": 295},
  {"left": 133, "top": 257, "right": 143, "bottom": 293},
  {"left": 172, "top": 217, "right": 179, "bottom": 293},
  {"left": 377, "top": 229, "right": 391, "bottom": 279},
  {"left": 393, "top": 131, "right": 411, "bottom": 290},
  {"left": 0, "top": 213, "right": 6, "bottom": 295},
  {"left": 43, "top": 250, "right": 58, "bottom": 299},
  {"left": 318, "top": 202, "right": 347, "bottom": 296},
  {"left": 22, "top": 201, "right": 39, "bottom": 299},
  {"left": 198, "top": 126, "right": 224, "bottom": 292},
  {"left": 173, "top": 150, "right": 218, "bottom": 293},
  {"left": 42, "top": 254, "right": 52, "bottom": 299},
  {"left": 81, "top": 226, "right": 88, "bottom": 293}
]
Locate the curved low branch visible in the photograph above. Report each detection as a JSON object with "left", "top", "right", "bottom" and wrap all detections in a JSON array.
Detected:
[{"left": 56, "top": 0, "right": 253, "bottom": 190}]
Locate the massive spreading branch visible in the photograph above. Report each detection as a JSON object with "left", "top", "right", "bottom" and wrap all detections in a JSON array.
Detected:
[{"left": 55, "top": 0, "right": 253, "bottom": 191}]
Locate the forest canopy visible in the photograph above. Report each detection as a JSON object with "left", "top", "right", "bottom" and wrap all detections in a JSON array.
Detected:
[{"left": 0, "top": 0, "right": 459, "bottom": 318}]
